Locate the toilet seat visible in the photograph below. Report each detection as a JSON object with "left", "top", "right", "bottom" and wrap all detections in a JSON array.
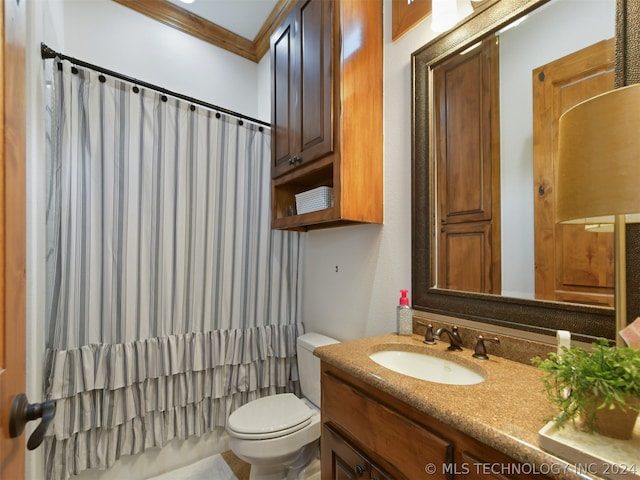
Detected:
[{"left": 227, "top": 393, "right": 313, "bottom": 440}]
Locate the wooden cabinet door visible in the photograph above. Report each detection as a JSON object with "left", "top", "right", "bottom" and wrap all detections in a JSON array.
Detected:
[
  {"left": 434, "top": 38, "right": 501, "bottom": 294},
  {"left": 296, "top": 0, "right": 333, "bottom": 165},
  {"left": 271, "top": 9, "right": 296, "bottom": 176},
  {"left": 533, "top": 39, "right": 615, "bottom": 306},
  {"left": 271, "top": 0, "right": 333, "bottom": 178},
  {"left": 322, "top": 424, "right": 371, "bottom": 480},
  {"left": 370, "top": 465, "right": 394, "bottom": 480}
]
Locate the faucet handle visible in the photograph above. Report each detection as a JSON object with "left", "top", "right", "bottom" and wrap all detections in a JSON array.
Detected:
[
  {"left": 472, "top": 335, "right": 500, "bottom": 360},
  {"left": 448, "top": 326, "right": 463, "bottom": 351},
  {"left": 451, "top": 325, "right": 462, "bottom": 342},
  {"left": 417, "top": 321, "right": 435, "bottom": 344}
]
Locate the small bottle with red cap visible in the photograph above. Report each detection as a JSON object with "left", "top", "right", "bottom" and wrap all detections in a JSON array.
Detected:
[{"left": 397, "top": 289, "right": 412, "bottom": 335}]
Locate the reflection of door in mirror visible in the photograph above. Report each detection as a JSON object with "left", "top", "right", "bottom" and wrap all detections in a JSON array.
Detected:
[
  {"left": 434, "top": 38, "right": 500, "bottom": 293},
  {"left": 430, "top": 0, "right": 616, "bottom": 301},
  {"left": 533, "top": 38, "right": 615, "bottom": 307}
]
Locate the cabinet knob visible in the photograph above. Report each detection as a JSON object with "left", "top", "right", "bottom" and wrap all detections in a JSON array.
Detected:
[
  {"left": 292, "top": 155, "right": 302, "bottom": 164},
  {"left": 354, "top": 464, "right": 366, "bottom": 476},
  {"left": 288, "top": 157, "right": 295, "bottom": 165}
]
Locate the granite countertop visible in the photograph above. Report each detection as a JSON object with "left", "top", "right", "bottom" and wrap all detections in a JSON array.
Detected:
[{"left": 314, "top": 333, "right": 601, "bottom": 480}]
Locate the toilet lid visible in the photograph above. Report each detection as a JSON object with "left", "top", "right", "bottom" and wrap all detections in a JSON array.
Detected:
[{"left": 227, "top": 393, "right": 313, "bottom": 440}]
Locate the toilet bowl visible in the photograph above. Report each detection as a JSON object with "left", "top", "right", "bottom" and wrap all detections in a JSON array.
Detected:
[{"left": 226, "top": 333, "right": 338, "bottom": 480}]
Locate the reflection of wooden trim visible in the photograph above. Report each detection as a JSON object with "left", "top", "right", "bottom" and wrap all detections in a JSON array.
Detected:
[{"left": 113, "top": 0, "right": 295, "bottom": 63}]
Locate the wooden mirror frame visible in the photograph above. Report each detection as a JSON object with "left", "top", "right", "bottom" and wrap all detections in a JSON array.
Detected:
[{"left": 412, "top": 0, "right": 639, "bottom": 343}]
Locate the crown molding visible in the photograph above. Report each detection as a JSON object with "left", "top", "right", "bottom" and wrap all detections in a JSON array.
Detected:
[{"left": 114, "top": 0, "right": 296, "bottom": 63}]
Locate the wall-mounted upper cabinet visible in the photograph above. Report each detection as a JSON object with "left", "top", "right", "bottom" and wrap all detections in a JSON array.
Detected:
[{"left": 270, "top": 0, "right": 383, "bottom": 231}]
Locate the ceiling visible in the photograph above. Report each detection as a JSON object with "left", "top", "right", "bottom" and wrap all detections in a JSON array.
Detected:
[
  {"left": 165, "top": 0, "right": 279, "bottom": 40},
  {"left": 114, "top": 0, "right": 296, "bottom": 62}
]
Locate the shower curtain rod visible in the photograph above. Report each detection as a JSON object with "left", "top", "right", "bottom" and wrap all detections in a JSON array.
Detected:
[{"left": 41, "top": 43, "right": 270, "bottom": 128}]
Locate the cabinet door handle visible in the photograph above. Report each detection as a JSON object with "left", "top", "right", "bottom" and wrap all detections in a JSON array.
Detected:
[
  {"left": 288, "top": 156, "right": 295, "bottom": 165},
  {"left": 354, "top": 464, "right": 366, "bottom": 476},
  {"left": 292, "top": 155, "right": 302, "bottom": 164}
]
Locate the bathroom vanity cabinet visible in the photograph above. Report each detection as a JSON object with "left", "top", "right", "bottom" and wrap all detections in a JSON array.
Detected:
[
  {"left": 269, "top": 0, "right": 383, "bottom": 231},
  {"left": 321, "top": 362, "right": 553, "bottom": 480}
]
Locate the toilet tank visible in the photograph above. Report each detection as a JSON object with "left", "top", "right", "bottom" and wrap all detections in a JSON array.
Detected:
[{"left": 296, "top": 333, "right": 339, "bottom": 407}]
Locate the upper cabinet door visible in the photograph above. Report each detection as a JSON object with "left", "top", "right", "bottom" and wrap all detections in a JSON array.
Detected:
[
  {"left": 271, "top": 0, "right": 333, "bottom": 178},
  {"left": 270, "top": 11, "right": 296, "bottom": 176},
  {"left": 297, "top": 0, "right": 333, "bottom": 165}
]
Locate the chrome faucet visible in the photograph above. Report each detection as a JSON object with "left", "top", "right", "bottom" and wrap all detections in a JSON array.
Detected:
[{"left": 434, "top": 326, "right": 463, "bottom": 351}]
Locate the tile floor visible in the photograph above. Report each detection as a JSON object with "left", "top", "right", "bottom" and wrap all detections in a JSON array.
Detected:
[
  {"left": 148, "top": 451, "right": 321, "bottom": 480},
  {"left": 147, "top": 452, "right": 246, "bottom": 480}
]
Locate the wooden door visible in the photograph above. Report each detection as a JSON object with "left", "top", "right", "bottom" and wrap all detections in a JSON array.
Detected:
[
  {"left": 434, "top": 37, "right": 501, "bottom": 293},
  {"left": 533, "top": 39, "right": 615, "bottom": 306},
  {"left": 0, "top": 0, "right": 27, "bottom": 477}
]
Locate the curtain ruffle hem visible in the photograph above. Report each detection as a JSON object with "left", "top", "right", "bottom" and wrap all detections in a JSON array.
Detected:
[{"left": 44, "top": 323, "right": 303, "bottom": 480}]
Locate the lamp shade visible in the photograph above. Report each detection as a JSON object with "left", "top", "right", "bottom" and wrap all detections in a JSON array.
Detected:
[{"left": 556, "top": 83, "right": 640, "bottom": 225}]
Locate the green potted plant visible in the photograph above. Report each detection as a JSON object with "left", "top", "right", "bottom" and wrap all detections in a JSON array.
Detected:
[{"left": 532, "top": 338, "right": 640, "bottom": 440}]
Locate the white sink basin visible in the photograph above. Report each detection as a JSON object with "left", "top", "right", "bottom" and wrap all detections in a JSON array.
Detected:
[{"left": 369, "top": 350, "right": 486, "bottom": 385}]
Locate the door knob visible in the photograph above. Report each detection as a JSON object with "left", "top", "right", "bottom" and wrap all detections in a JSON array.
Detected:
[{"left": 9, "top": 393, "right": 56, "bottom": 450}]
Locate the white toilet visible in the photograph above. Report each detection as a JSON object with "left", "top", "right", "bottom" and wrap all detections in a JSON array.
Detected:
[{"left": 226, "top": 332, "right": 338, "bottom": 480}]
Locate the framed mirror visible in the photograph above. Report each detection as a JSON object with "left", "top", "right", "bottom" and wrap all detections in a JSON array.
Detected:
[{"left": 412, "top": 0, "right": 639, "bottom": 343}]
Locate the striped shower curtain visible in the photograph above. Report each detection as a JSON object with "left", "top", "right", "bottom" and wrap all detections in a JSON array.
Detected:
[{"left": 43, "top": 59, "right": 304, "bottom": 480}]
